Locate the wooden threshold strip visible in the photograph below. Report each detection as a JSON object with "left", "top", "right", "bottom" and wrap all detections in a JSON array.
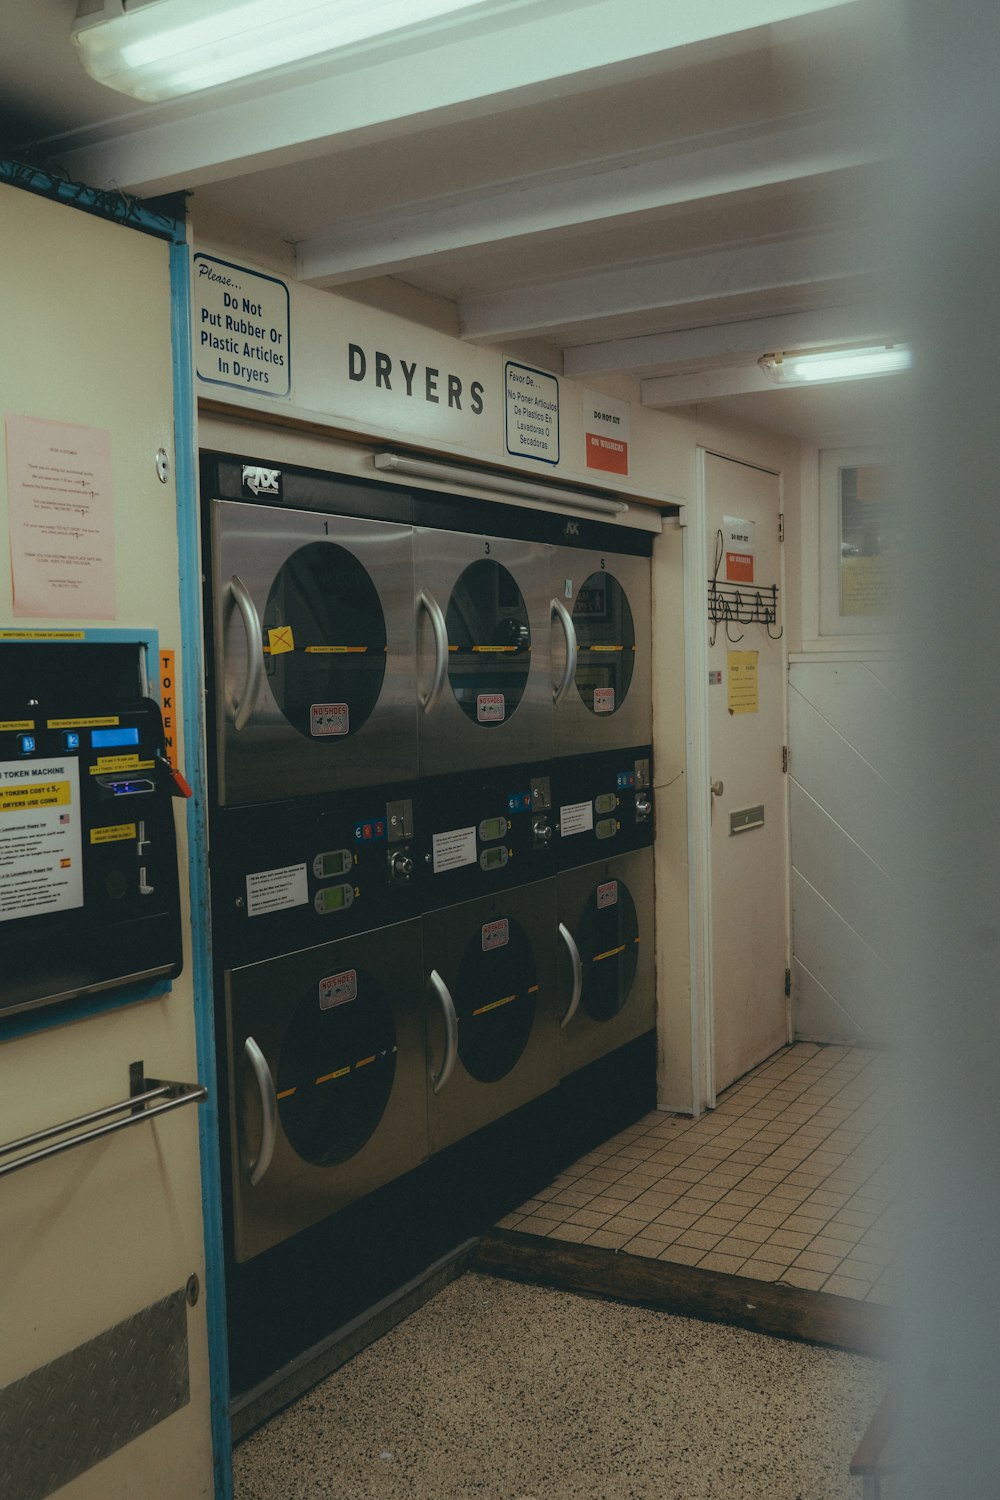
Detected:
[{"left": 473, "top": 1229, "right": 892, "bottom": 1358}]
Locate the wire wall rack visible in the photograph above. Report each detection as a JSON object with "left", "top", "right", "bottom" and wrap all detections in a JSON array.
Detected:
[
  {"left": 707, "top": 528, "right": 782, "bottom": 644},
  {"left": 707, "top": 579, "right": 781, "bottom": 644}
]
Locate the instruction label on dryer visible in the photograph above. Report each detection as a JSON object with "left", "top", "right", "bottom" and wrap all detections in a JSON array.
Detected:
[
  {"left": 432, "top": 826, "right": 477, "bottom": 874},
  {"left": 246, "top": 862, "right": 308, "bottom": 917},
  {"left": 560, "top": 801, "right": 595, "bottom": 838},
  {"left": 0, "top": 758, "right": 82, "bottom": 921}
]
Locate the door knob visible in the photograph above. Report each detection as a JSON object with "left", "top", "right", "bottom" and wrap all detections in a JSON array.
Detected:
[{"left": 710, "top": 780, "right": 724, "bottom": 797}]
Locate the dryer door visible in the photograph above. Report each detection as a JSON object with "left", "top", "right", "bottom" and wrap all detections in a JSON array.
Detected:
[
  {"left": 414, "top": 529, "right": 553, "bottom": 773},
  {"left": 423, "top": 880, "right": 559, "bottom": 1153},
  {"left": 210, "top": 500, "right": 417, "bottom": 804},
  {"left": 557, "top": 847, "right": 655, "bottom": 1076},
  {"left": 224, "top": 919, "right": 426, "bottom": 1261},
  {"left": 551, "top": 546, "right": 651, "bottom": 755}
]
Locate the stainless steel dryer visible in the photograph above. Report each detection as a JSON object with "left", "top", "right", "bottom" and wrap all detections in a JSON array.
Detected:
[
  {"left": 551, "top": 544, "right": 651, "bottom": 755},
  {"left": 422, "top": 880, "right": 559, "bottom": 1154},
  {"left": 557, "top": 846, "right": 655, "bottom": 1076},
  {"left": 208, "top": 497, "right": 417, "bottom": 805},
  {"left": 414, "top": 528, "right": 553, "bottom": 773},
  {"left": 223, "top": 919, "right": 428, "bottom": 1261}
]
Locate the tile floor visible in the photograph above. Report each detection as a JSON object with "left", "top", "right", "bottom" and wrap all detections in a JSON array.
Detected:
[{"left": 500, "top": 1042, "right": 895, "bottom": 1301}]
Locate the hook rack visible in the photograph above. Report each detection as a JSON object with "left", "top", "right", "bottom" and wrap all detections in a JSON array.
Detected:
[{"left": 708, "top": 529, "right": 782, "bottom": 644}]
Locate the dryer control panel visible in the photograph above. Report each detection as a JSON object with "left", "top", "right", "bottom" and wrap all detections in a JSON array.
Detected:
[
  {"left": 552, "top": 746, "right": 654, "bottom": 870},
  {"left": 417, "top": 761, "right": 556, "bottom": 910},
  {"left": 0, "top": 640, "right": 184, "bottom": 1020},
  {"left": 212, "top": 787, "right": 420, "bottom": 964}
]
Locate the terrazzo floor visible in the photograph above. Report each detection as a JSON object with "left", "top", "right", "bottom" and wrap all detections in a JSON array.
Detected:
[
  {"left": 233, "top": 1271, "right": 886, "bottom": 1500},
  {"left": 500, "top": 1043, "right": 895, "bottom": 1301}
]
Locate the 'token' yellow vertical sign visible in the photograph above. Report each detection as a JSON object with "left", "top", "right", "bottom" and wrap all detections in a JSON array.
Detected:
[{"left": 727, "top": 650, "right": 759, "bottom": 715}]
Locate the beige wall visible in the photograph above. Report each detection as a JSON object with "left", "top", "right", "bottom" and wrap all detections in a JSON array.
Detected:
[{"left": 0, "top": 185, "right": 213, "bottom": 1499}]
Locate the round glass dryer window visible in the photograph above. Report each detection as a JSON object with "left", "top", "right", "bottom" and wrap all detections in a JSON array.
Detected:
[
  {"left": 577, "top": 877, "right": 640, "bottom": 1021},
  {"left": 572, "top": 570, "right": 635, "bottom": 716},
  {"left": 276, "top": 966, "right": 396, "bottom": 1166},
  {"left": 445, "top": 558, "right": 531, "bottom": 727},
  {"left": 262, "top": 541, "right": 387, "bottom": 741},
  {"left": 453, "top": 914, "right": 537, "bottom": 1083}
]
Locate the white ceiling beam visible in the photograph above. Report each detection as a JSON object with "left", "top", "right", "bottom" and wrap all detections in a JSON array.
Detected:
[
  {"left": 459, "top": 229, "right": 873, "bottom": 343},
  {"left": 56, "top": 0, "right": 860, "bottom": 194},
  {"left": 641, "top": 367, "right": 779, "bottom": 405},
  {"left": 564, "top": 305, "right": 898, "bottom": 378},
  {"left": 297, "top": 115, "right": 877, "bottom": 286}
]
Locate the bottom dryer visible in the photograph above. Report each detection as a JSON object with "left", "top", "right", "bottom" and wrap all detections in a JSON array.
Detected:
[
  {"left": 224, "top": 918, "right": 428, "bottom": 1262},
  {"left": 557, "top": 846, "right": 655, "bottom": 1075},
  {"left": 423, "top": 880, "right": 560, "bottom": 1154}
]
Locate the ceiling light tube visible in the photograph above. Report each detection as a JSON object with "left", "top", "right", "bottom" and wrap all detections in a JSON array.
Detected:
[
  {"left": 758, "top": 344, "right": 911, "bottom": 386},
  {"left": 72, "top": 0, "right": 501, "bottom": 102},
  {"left": 372, "top": 452, "right": 629, "bottom": 516}
]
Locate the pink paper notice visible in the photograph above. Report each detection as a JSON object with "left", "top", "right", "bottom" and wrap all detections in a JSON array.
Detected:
[{"left": 5, "top": 413, "right": 116, "bottom": 619}]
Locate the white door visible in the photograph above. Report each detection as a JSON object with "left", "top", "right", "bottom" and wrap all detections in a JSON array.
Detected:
[{"left": 704, "top": 453, "right": 789, "bottom": 1094}]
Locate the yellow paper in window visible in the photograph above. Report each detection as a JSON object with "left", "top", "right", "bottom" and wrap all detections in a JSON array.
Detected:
[
  {"left": 841, "top": 555, "right": 894, "bottom": 616},
  {"left": 727, "top": 650, "right": 759, "bottom": 715}
]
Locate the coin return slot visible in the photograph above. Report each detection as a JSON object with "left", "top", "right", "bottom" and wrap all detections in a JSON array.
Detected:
[
  {"left": 479, "top": 846, "right": 509, "bottom": 871},
  {"left": 314, "top": 883, "right": 355, "bottom": 914},
  {"left": 478, "top": 816, "right": 509, "bottom": 843}
]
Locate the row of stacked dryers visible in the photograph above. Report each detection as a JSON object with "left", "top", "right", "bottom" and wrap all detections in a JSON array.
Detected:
[{"left": 200, "top": 450, "right": 655, "bottom": 1380}]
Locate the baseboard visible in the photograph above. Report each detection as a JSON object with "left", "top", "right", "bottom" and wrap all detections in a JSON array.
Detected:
[{"left": 231, "top": 1237, "right": 479, "bottom": 1443}]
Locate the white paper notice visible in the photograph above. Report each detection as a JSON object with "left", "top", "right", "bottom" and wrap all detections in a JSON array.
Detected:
[
  {"left": 5, "top": 414, "right": 116, "bottom": 619},
  {"left": 432, "top": 826, "right": 477, "bottom": 875},
  {"left": 246, "top": 863, "right": 308, "bottom": 917},
  {"left": 560, "top": 801, "right": 595, "bottom": 838},
  {"left": 0, "top": 758, "right": 83, "bottom": 922}
]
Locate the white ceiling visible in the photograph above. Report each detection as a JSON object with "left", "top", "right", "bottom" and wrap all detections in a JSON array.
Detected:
[{"left": 0, "top": 0, "right": 902, "bottom": 445}]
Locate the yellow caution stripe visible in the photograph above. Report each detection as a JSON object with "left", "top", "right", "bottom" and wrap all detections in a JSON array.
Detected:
[
  {"left": 582, "top": 644, "right": 624, "bottom": 652},
  {"left": 593, "top": 943, "right": 627, "bottom": 963},
  {"left": 276, "top": 1087, "right": 297, "bottom": 1100},
  {"left": 472, "top": 993, "right": 518, "bottom": 1017},
  {"left": 354, "top": 1055, "right": 377, "bottom": 1069},
  {"left": 303, "top": 645, "right": 369, "bottom": 654},
  {"left": 527, "top": 984, "right": 540, "bottom": 994},
  {"left": 471, "top": 645, "right": 521, "bottom": 653}
]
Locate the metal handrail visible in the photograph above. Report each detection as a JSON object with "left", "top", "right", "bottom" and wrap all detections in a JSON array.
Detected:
[{"left": 0, "top": 1074, "right": 208, "bottom": 1180}]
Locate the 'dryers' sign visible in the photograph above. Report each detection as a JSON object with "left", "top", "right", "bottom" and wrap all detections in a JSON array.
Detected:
[{"left": 347, "top": 343, "right": 486, "bottom": 417}]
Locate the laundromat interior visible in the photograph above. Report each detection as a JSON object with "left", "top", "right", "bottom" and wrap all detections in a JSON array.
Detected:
[{"left": 1, "top": 4, "right": 998, "bottom": 1499}]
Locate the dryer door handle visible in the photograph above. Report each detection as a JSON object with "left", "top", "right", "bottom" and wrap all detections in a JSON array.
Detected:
[
  {"left": 243, "top": 1035, "right": 277, "bottom": 1186},
  {"left": 558, "top": 922, "right": 584, "bottom": 1029},
  {"left": 551, "top": 598, "right": 578, "bottom": 704},
  {"left": 227, "top": 574, "right": 264, "bottom": 731},
  {"left": 427, "top": 969, "right": 459, "bottom": 1095},
  {"left": 417, "top": 589, "right": 449, "bottom": 715}
]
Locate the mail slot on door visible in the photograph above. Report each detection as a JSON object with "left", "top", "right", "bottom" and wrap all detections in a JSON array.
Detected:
[{"left": 0, "top": 640, "right": 184, "bottom": 1019}]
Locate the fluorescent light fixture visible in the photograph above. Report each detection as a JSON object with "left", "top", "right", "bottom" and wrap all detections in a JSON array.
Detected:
[
  {"left": 72, "top": 0, "right": 500, "bottom": 102},
  {"left": 758, "top": 344, "right": 912, "bottom": 386},
  {"left": 373, "top": 452, "right": 630, "bottom": 517}
]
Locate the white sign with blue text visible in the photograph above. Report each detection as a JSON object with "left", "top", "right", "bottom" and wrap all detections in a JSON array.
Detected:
[{"left": 194, "top": 254, "right": 291, "bottom": 398}]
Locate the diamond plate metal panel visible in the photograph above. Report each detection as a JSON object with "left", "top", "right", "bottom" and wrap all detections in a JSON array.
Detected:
[{"left": 0, "top": 1287, "right": 190, "bottom": 1500}]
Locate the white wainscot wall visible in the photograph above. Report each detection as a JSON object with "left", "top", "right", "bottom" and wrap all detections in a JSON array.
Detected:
[{"left": 788, "top": 656, "right": 902, "bottom": 1046}]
